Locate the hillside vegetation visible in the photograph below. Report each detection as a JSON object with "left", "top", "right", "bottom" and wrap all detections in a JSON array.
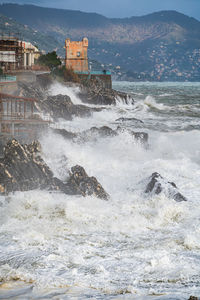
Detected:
[
  {"left": 0, "top": 13, "right": 60, "bottom": 53},
  {"left": 0, "top": 4, "right": 200, "bottom": 81}
]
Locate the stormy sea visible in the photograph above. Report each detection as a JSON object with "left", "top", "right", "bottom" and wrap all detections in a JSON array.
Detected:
[{"left": 0, "top": 81, "right": 200, "bottom": 299}]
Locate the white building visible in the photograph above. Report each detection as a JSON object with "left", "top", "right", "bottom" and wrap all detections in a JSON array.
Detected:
[{"left": 22, "top": 41, "right": 40, "bottom": 69}]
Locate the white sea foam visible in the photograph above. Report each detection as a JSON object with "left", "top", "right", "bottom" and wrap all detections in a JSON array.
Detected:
[
  {"left": 144, "top": 95, "right": 166, "bottom": 110},
  {"left": 115, "top": 95, "right": 134, "bottom": 108},
  {"left": 48, "top": 82, "right": 82, "bottom": 104},
  {"left": 1, "top": 81, "right": 200, "bottom": 299}
]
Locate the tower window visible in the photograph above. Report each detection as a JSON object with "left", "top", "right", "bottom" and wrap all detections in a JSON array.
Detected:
[{"left": 77, "top": 51, "right": 80, "bottom": 57}]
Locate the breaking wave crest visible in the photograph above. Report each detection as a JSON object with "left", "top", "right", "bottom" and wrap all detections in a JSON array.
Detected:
[{"left": 1, "top": 81, "right": 200, "bottom": 299}]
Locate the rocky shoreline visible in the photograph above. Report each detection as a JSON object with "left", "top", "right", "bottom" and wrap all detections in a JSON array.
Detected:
[
  {"left": 0, "top": 76, "right": 187, "bottom": 202},
  {"left": 0, "top": 76, "right": 131, "bottom": 198},
  {"left": 0, "top": 138, "right": 187, "bottom": 203},
  {"left": 0, "top": 139, "right": 109, "bottom": 199}
]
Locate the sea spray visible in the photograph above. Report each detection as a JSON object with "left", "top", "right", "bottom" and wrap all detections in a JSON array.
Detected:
[{"left": 0, "top": 81, "right": 200, "bottom": 299}]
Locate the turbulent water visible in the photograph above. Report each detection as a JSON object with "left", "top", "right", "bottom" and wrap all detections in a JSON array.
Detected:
[{"left": 1, "top": 81, "right": 200, "bottom": 299}]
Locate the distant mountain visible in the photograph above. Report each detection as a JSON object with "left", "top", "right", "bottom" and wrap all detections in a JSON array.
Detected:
[
  {"left": 0, "top": 13, "right": 59, "bottom": 53},
  {"left": 0, "top": 4, "right": 200, "bottom": 81}
]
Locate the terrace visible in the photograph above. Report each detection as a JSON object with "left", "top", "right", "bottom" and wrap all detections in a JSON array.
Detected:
[{"left": 0, "top": 93, "right": 50, "bottom": 140}]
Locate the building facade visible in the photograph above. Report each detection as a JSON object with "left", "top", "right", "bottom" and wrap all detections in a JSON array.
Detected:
[
  {"left": 65, "top": 37, "right": 88, "bottom": 72},
  {"left": 22, "top": 41, "right": 40, "bottom": 70},
  {"left": 0, "top": 36, "right": 23, "bottom": 71},
  {"left": 0, "top": 35, "right": 40, "bottom": 72}
]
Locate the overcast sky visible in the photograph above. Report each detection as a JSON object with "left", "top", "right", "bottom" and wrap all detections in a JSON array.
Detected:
[{"left": 0, "top": 0, "right": 200, "bottom": 20}]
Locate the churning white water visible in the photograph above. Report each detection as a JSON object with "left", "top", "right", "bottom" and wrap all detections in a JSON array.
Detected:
[{"left": 0, "top": 81, "right": 200, "bottom": 299}]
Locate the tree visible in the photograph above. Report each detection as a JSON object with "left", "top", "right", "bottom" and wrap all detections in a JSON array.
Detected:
[
  {"left": 37, "top": 51, "right": 61, "bottom": 70},
  {"left": 0, "top": 68, "right": 3, "bottom": 75}
]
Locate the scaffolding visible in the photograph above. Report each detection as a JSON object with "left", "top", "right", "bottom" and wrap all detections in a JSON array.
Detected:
[
  {"left": 0, "top": 93, "right": 50, "bottom": 141},
  {"left": 0, "top": 33, "right": 23, "bottom": 71}
]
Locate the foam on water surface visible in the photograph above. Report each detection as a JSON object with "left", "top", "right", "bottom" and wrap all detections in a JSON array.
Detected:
[{"left": 1, "top": 81, "right": 200, "bottom": 299}]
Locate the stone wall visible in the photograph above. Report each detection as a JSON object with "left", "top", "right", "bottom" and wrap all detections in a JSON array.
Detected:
[{"left": 78, "top": 74, "right": 112, "bottom": 89}]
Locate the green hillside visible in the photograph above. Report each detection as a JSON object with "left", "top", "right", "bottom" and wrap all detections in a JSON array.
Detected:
[
  {"left": 1, "top": 4, "right": 200, "bottom": 81},
  {"left": 0, "top": 13, "right": 60, "bottom": 53}
]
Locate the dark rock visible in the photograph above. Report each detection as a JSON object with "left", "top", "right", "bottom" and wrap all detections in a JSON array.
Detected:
[
  {"left": 53, "top": 128, "right": 77, "bottom": 140},
  {"left": 78, "top": 81, "right": 133, "bottom": 106},
  {"left": 188, "top": 296, "right": 198, "bottom": 300},
  {"left": 17, "top": 79, "right": 132, "bottom": 121},
  {"left": 145, "top": 172, "right": 187, "bottom": 202},
  {"left": 66, "top": 165, "right": 109, "bottom": 200},
  {"left": 0, "top": 139, "right": 109, "bottom": 200},
  {"left": 52, "top": 126, "right": 117, "bottom": 143},
  {"left": 115, "top": 117, "right": 144, "bottom": 124},
  {"left": 132, "top": 132, "right": 148, "bottom": 143},
  {"left": 75, "top": 126, "right": 117, "bottom": 143},
  {"left": 116, "top": 127, "right": 148, "bottom": 144},
  {"left": 41, "top": 94, "right": 102, "bottom": 121},
  {"left": 54, "top": 126, "right": 148, "bottom": 145},
  {"left": 86, "top": 126, "right": 117, "bottom": 137},
  {"left": 0, "top": 139, "right": 55, "bottom": 194}
]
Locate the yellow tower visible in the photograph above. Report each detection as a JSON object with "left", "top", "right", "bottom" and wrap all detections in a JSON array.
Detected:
[{"left": 65, "top": 37, "right": 88, "bottom": 72}]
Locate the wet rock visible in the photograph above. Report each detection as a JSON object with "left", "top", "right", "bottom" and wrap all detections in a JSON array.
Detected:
[
  {"left": 78, "top": 81, "right": 133, "bottom": 105},
  {"left": 86, "top": 126, "right": 117, "bottom": 137},
  {"left": 66, "top": 165, "right": 109, "bottom": 200},
  {"left": 145, "top": 172, "right": 187, "bottom": 202},
  {"left": 53, "top": 126, "right": 117, "bottom": 143},
  {"left": 75, "top": 126, "right": 117, "bottom": 143},
  {"left": 116, "top": 127, "right": 148, "bottom": 144},
  {"left": 0, "top": 139, "right": 108, "bottom": 200},
  {"left": 53, "top": 128, "right": 77, "bottom": 140},
  {"left": 41, "top": 94, "right": 102, "bottom": 121},
  {"left": 115, "top": 117, "right": 144, "bottom": 124},
  {"left": 132, "top": 132, "right": 148, "bottom": 144},
  {"left": 0, "top": 139, "right": 55, "bottom": 193},
  {"left": 188, "top": 296, "right": 198, "bottom": 300},
  {"left": 54, "top": 126, "right": 148, "bottom": 145}
]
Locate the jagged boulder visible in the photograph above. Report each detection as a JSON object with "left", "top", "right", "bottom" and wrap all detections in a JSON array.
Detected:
[
  {"left": 115, "top": 117, "right": 144, "bottom": 124},
  {"left": 188, "top": 297, "right": 198, "bottom": 300},
  {"left": 53, "top": 128, "right": 77, "bottom": 140},
  {"left": 75, "top": 126, "right": 117, "bottom": 143},
  {"left": 116, "top": 127, "right": 148, "bottom": 144},
  {"left": 66, "top": 165, "right": 109, "bottom": 200},
  {"left": 53, "top": 126, "right": 148, "bottom": 145},
  {"left": 0, "top": 139, "right": 56, "bottom": 193},
  {"left": 41, "top": 94, "right": 102, "bottom": 121},
  {"left": 78, "top": 82, "right": 133, "bottom": 105},
  {"left": 86, "top": 126, "right": 117, "bottom": 137},
  {"left": 145, "top": 172, "right": 187, "bottom": 202},
  {"left": 0, "top": 139, "right": 108, "bottom": 200}
]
